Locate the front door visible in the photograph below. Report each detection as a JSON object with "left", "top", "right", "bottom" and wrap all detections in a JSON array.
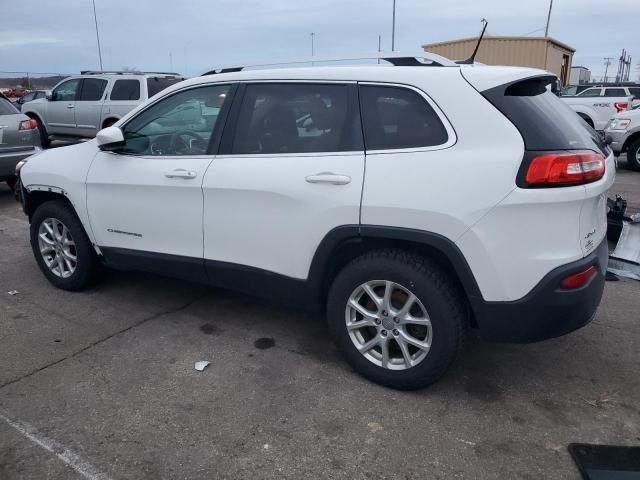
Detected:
[
  {"left": 202, "top": 82, "right": 365, "bottom": 281},
  {"left": 86, "top": 83, "right": 233, "bottom": 278},
  {"left": 47, "top": 78, "right": 80, "bottom": 135}
]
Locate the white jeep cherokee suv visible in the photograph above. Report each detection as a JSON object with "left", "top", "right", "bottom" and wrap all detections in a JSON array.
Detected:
[{"left": 15, "top": 54, "right": 614, "bottom": 389}]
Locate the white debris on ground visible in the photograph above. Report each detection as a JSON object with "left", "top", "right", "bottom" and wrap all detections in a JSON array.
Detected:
[
  {"left": 7, "top": 290, "right": 19, "bottom": 295},
  {"left": 609, "top": 222, "right": 640, "bottom": 281},
  {"left": 194, "top": 361, "right": 211, "bottom": 371}
]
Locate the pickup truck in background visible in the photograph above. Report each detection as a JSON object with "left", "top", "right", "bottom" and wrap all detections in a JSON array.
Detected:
[
  {"left": 561, "top": 90, "right": 634, "bottom": 131},
  {"left": 22, "top": 71, "right": 184, "bottom": 147}
]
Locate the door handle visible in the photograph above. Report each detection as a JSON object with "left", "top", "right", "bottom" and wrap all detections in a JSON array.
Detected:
[
  {"left": 165, "top": 169, "right": 197, "bottom": 179},
  {"left": 66, "top": 104, "right": 74, "bottom": 109},
  {"left": 305, "top": 172, "right": 352, "bottom": 185}
]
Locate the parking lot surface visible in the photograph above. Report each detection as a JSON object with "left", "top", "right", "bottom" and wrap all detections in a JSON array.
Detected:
[{"left": 1, "top": 159, "right": 639, "bottom": 479}]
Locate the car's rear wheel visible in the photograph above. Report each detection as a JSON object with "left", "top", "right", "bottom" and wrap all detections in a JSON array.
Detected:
[
  {"left": 30, "top": 200, "right": 100, "bottom": 290},
  {"left": 33, "top": 117, "right": 50, "bottom": 148},
  {"left": 327, "top": 249, "right": 466, "bottom": 390},
  {"left": 626, "top": 139, "right": 640, "bottom": 171}
]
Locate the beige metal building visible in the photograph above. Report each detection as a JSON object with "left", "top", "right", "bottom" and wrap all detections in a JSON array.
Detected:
[{"left": 422, "top": 36, "right": 575, "bottom": 85}]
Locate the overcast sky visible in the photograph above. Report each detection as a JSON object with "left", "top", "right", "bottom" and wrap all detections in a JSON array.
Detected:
[{"left": 1, "top": 0, "right": 638, "bottom": 80}]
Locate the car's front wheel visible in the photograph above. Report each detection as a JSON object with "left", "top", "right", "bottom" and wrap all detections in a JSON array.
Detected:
[
  {"left": 30, "top": 200, "right": 100, "bottom": 290},
  {"left": 327, "top": 250, "right": 466, "bottom": 390}
]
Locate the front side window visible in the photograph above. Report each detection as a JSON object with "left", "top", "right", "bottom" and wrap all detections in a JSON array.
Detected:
[
  {"left": 110, "top": 80, "right": 141, "bottom": 101},
  {"left": 359, "top": 85, "right": 448, "bottom": 150},
  {"left": 121, "top": 84, "right": 230, "bottom": 156},
  {"left": 231, "top": 83, "right": 362, "bottom": 154},
  {"left": 604, "top": 88, "right": 626, "bottom": 97},
  {"left": 51, "top": 79, "right": 80, "bottom": 101},
  {"left": 78, "top": 78, "right": 107, "bottom": 101},
  {"left": 577, "top": 88, "right": 602, "bottom": 97}
]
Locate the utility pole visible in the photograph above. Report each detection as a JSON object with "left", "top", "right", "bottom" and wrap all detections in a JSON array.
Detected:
[
  {"left": 604, "top": 57, "right": 613, "bottom": 83},
  {"left": 391, "top": 0, "right": 396, "bottom": 51},
  {"left": 378, "top": 35, "right": 382, "bottom": 64},
  {"left": 544, "top": 0, "right": 553, "bottom": 37},
  {"left": 91, "top": 0, "right": 103, "bottom": 71},
  {"left": 310, "top": 32, "right": 315, "bottom": 66}
]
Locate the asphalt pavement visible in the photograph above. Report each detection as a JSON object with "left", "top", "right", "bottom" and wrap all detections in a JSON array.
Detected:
[{"left": 0, "top": 158, "right": 639, "bottom": 479}]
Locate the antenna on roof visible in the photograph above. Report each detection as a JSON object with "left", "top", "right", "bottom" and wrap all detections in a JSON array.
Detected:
[{"left": 457, "top": 18, "right": 488, "bottom": 65}]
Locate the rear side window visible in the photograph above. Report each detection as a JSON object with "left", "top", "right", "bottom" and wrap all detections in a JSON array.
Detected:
[
  {"left": 482, "top": 76, "right": 606, "bottom": 154},
  {"left": 0, "top": 97, "right": 18, "bottom": 114},
  {"left": 604, "top": 88, "right": 626, "bottom": 97},
  {"left": 359, "top": 85, "right": 448, "bottom": 150},
  {"left": 231, "top": 83, "right": 362, "bottom": 154},
  {"left": 79, "top": 78, "right": 107, "bottom": 101},
  {"left": 578, "top": 88, "right": 602, "bottom": 97},
  {"left": 110, "top": 80, "right": 141, "bottom": 100},
  {"left": 146, "top": 77, "right": 184, "bottom": 98},
  {"left": 629, "top": 87, "right": 640, "bottom": 98}
]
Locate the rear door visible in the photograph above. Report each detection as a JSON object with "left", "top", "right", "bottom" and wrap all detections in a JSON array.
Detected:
[
  {"left": 202, "top": 82, "right": 365, "bottom": 280},
  {"left": 75, "top": 77, "right": 108, "bottom": 137},
  {"left": 47, "top": 78, "right": 81, "bottom": 135}
]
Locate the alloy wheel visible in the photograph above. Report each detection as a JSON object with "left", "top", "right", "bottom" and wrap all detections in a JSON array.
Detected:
[
  {"left": 345, "top": 280, "right": 433, "bottom": 370},
  {"left": 38, "top": 218, "right": 77, "bottom": 278}
]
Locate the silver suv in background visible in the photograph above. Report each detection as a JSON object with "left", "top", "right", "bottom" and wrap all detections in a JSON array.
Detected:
[
  {"left": 22, "top": 71, "right": 185, "bottom": 147},
  {"left": 605, "top": 106, "right": 640, "bottom": 170}
]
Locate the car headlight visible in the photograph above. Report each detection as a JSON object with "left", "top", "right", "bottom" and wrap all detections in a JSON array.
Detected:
[{"left": 609, "top": 119, "right": 631, "bottom": 130}]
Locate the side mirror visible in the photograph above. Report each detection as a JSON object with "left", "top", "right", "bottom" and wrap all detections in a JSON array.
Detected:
[
  {"left": 96, "top": 126, "right": 125, "bottom": 152},
  {"left": 45, "top": 92, "right": 53, "bottom": 101}
]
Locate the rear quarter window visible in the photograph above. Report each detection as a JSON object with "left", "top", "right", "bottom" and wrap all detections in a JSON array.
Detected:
[
  {"left": 110, "top": 79, "right": 141, "bottom": 100},
  {"left": 0, "top": 97, "right": 18, "bottom": 114},
  {"left": 482, "top": 76, "right": 606, "bottom": 154},
  {"left": 146, "top": 77, "right": 184, "bottom": 98},
  {"left": 359, "top": 85, "right": 448, "bottom": 150}
]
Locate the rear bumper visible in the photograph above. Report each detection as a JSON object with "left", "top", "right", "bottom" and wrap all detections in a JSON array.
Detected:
[
  {"left": 472, "top": 237, "right": 608, "bottom": 343},
  {"left": 0, "top": 147, "right": 40, "bottom": 180}
]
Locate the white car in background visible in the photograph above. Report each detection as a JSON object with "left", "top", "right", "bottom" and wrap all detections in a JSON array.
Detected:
[
  {"left": 562, "top": 86, "right": 635, "bottom": 130},
  {"left": 15, "top": 54, "right": 614, "bottom": 389}
]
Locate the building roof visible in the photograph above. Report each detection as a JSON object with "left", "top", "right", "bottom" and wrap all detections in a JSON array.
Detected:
[{"left": 422, "top": 35, "right": 575, "bottom": 53}]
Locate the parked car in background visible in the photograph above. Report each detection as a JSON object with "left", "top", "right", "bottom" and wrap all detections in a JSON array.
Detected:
[
  {"left": 22, "top": 71, "right": 185, "bottom": 147},
  {"left": 0, "top": 93, "right": 41, "bottom": 190},
  {"left": 574, "top": 85, "right": 640, "bottom": 100},
  {"left": 561, "top": 91, "right": 633, "bottom": 130},
  {"left": 605, "top": 106, "right": 640, "bottom": 171},
  {"left": 7, "top": 87, "right": 27, "bottom": 98},
  {"left": 561, "top": 84, "right": 594, "bottom": 96},
  {"left": 15, "top": 55, "right": 614, "bottom": 389},
  {"left": 14, "top": 90, "right": 47, "bottom": 111}
]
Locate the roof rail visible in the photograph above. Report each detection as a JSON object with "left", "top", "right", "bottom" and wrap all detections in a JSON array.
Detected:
[
  {"left": 79, "top": 70, "right": 183, "bottom": 76},
  {"left": 201, "top": 51, "right": 457, "bottom": 76}
]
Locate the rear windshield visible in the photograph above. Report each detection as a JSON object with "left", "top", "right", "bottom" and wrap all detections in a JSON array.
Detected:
[
  {"left": 146, "top": 77, "right": 184, "bottom": 98},
  {"left": 482, "top": 76, "right": 607, "bottom": 154},
  {"left": 0, "top": 97, "right": 19, "bottom": 115}
]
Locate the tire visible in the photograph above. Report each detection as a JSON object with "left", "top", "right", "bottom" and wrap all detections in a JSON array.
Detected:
[
  {"left": 30, "top": 200, "right": 100, "bottom": 290},
  {"left": 626, "top": 139, "right": 640, "bottom": 171},
  {"left": 327, "top": 249, "right": 467, "bottom": 390},
  {"left": 33, "top": 117, "right": 50, "bottom": 148},
  {"left": 6, "top": 178, "right": 16, "bottom": 191}
]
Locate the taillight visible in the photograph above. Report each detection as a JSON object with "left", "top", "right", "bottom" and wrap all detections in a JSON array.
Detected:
[
  {"left": 560, "top": 266, "right": 597, "bottom": 290},
  {"left": 524, "top": 151, "right": 605, "bottom": 187},
  {"left": 614, "top": 102, "right": 628, "bottom": 113},
  {"left": 18, "top": 119, "right": 38, "bottom": 131}
]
